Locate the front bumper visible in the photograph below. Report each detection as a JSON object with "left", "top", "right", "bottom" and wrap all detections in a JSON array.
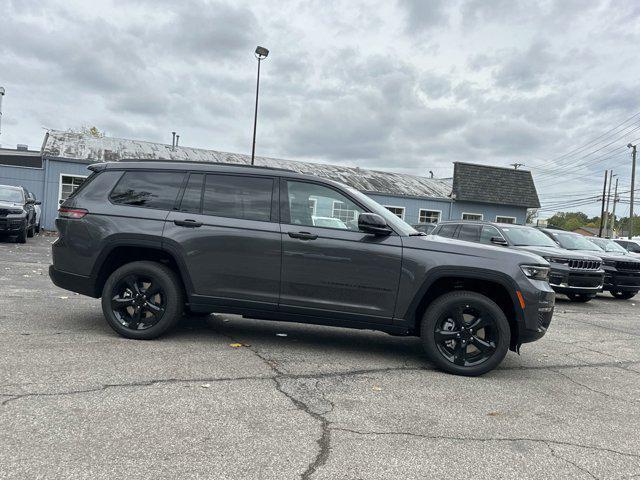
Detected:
[
  {"left": 603, "top": 266, "right": 640, "bottom": 292},
  {"left": 49, "top": 266, "right": 98, "bottom": 297},
  {"left": 0, "top": 217, "right": 27, "bottom": 233},
  {"left": 548, "top": 265, "right": 604, "bottom": 295},
  {"left": 517, "top": 282, "right": 555, "bottom": 345}
]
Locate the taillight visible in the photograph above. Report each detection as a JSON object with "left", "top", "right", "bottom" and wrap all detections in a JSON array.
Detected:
[{"left": 58, "top": 207, "right": 88, "bottom": 219}]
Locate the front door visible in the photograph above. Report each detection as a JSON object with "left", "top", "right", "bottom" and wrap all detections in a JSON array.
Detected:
[
  {"left": 279, "top": 179, "right": 402, "bottom": 322},
  {"left": 163, "top": 172, "right": 281, "bottom": 310}
]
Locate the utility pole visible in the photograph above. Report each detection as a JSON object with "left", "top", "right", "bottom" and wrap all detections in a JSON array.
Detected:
[
  {"left": 603, "top": 170, "right": 614, "bottom": 237},
  {"left": 598, "top": 170, "right": 608, "bottom": 237},
  {"left": 629, "top": 144, "right": 637, "bottom": 238},
  {"left": 610, "top": 177, "right": 619, "bottom": 238},
  {"left": 0, "top": 86, "right": 5, "bottom": 143}
]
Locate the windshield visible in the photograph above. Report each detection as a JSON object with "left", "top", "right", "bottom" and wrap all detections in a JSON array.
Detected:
[
  {"left": 344, "top": 186, "right": 417, "bottom": 236},
  {"left": 588, "top": 237, "right": 628, "bottom": 254},
  {"left": 549, "top": 231, "right": 604, "bottom": 251},
  {"left": 0, "top": 186, "right": 23, "bottom": 203},
  {"left": 501, "top": 226, "right": 558, "bottom": 247}
]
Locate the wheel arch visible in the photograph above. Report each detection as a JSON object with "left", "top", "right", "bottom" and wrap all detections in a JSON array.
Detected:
[{"left": 406, "top": 267, "right": 523, "bottom": 349}]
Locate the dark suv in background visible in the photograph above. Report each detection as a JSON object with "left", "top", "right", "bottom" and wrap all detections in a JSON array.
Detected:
[
  {"left": 50, "top": 161, "right": 556, "bottom": 376},
  {"left": 0, "top": 184, "right": 39, "bottom": 243},
  {"left": 432, "top": 221, "right": 604, "bottom": 302},
  {"left": 539, "top": 228, "right": 640, "bottom": 300}
]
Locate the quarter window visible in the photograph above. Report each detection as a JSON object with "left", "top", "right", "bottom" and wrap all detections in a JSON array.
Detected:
[
  {"left": 286, "top": 181, "right": 363, "bottom": 231},
  {"left": 110, "top": 171, "right": 184, "bottom": 210},
  {"left": 202, "top": 174, "right": 273, "bottom": 222},
  {"left": 462, "top": 212, "right": 483, "bottom": 221},
  {"left": 384, "top": 206, "right": 405, "bottom": 219},
  {"left": 418, "top": 209, "right": 440, "bottom": 224}
]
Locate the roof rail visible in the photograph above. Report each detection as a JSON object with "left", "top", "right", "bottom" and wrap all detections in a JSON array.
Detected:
[{"left": 117, "top": 158, "right": 295, "bottom": 173}]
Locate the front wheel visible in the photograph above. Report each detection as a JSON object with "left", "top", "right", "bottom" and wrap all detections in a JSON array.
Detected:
[
  {"left": 16, "top": 226, "right": 27, "bottom": 244},
  {"left": 101, "top": 261, "right": 183, "bottom": 339},
  {"left": 421, "top": 291, "right": 510, "bottom": 376},
  {"left": 566, "top": 293, "right": 595, "bottom": 302},
  {"left": 610, "top": 290, "right": 637, "bottom": 300}
]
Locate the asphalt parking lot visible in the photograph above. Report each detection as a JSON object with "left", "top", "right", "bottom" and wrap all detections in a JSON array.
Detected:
[{"left": 1, "top": 235, "right": 639, "bottom": 479}]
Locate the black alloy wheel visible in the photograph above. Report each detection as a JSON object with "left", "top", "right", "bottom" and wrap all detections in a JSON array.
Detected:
[
  {"left": 101, "top": 261, "right": 183, "bottom": 339},
  {"left": 421, "top": 291, "right": 510, "bottom": 376},
  {"left": 111, "top": 275, "right": 166, "bottom": 330},
  {"left": 566, "top": 293, "right": 595, "bottom": 302},
  {"left": 611, "top": 290, "right": 637, "bottom": 300}
]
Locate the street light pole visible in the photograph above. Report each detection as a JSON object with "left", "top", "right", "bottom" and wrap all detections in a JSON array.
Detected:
[
  {"left": 0, "top": 86, "right": 5, "bottom": 142},
  {"left": 251, "top": 46, "right": 269, "bottom": 165}
]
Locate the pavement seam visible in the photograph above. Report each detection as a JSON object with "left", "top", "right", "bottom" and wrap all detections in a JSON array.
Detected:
[
  {"left": 547, "top": 444, "right": 599, "bottom": 480},
  {"left": 331, "top": 427, "right": 640, "bottom": 460}
]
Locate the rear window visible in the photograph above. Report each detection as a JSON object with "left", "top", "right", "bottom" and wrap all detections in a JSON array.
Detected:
[
  {"left": 202, "top": 174, "right": 273, "bottom": 222},
  {"left": 110, "top": 171, "right": 185, "bottom": 210}
]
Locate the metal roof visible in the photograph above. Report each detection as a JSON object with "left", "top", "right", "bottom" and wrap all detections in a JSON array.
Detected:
[{"left": 41, "top": 130, "right": 452, "bottom": 199}]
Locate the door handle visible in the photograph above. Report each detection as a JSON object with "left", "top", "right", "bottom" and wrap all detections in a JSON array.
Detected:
[
  {"left": 288, "top": 231, "right": 318, "bottom": 240},
  {"left": 174, "top": 219, "right": 202, "bottom": 228}
]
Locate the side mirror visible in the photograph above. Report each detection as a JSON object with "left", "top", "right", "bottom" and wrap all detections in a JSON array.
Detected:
[
  {"left": 26, "top": 198, "right": 35, "bottom": 204},
  {"left": 35, "top": 201, "right": 42, "bottom": 205},
  {"left": 491, "top": 236, "right": 508, "bottom": 246},
  {"left": 358, "top": 213, "right": 392, "bottom": 236}
]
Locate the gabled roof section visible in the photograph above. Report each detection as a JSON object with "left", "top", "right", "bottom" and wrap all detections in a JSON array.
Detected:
[
  {"left": 452, "top": 162, "right": 540, "bottom": 208},
  {"left": 42, "top": 130, "right": 452, "bottom": 198}
]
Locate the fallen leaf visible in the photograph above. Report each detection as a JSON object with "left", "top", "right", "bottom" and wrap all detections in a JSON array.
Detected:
[
  {"left": 229, "top": 343, "right": 243, "bottom": 348},
  {"left": 372, "top": 386, "right": 382, "bottom": 392},
  {"left": 487, "top": 412, "right": 501, "bottom": 417}
]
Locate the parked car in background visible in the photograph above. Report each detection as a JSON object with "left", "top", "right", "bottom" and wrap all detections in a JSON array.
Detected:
[
  {"left": 50, "top": 161, "right": 556, "bottom": 376},
  {"left": 614, "top": 238, "right": 640, "bottom": 257},
  {"left": 25, "top": 190, "right": 41, "bottom": 233},
  {"left": 412, "top": 223, "right": 437, "bottom": 234},
  {"left": 539, "top": 228, "right": 640, "bottom": 300},
  {"left": 432, "top": 221, "right": 604, "bottom": 302},
  {"left": 0, "top": 184, "right": 39, "bottom": 243}
]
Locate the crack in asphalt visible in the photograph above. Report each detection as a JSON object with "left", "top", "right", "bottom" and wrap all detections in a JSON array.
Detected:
[
  {"left": 331, "top": 427, "right": 640, "bottom": 460},
  {"left": 550, "top": 368, "right": 638, "bottom": 403},
  {"left": 547, "top": 444, "right": 599, "bottom": 479}
]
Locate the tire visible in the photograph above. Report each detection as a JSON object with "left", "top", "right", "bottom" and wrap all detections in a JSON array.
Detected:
[
  {"left": 101, "top": 261, "right": 183, "bottom": 339},
  {"left": 610, "top": 290, "right": 637, "bottom": 300},
  {"left": 35, "top": 224, "right": 40, "bottom": 234},
  {"left": 420, "top": 291, "right": 510, "bottom": 376},
  {"left": 16, "top": 226, "right": 27, "bottom": 244},
  {"left": 566, "top": 293, "right": 595, "bottom": 303},
  {"left": 184, "top": 308, "right": 211, "bottom": 318},
  {"left": 27, "top": 224, "right": 35, "bottom": 238}
]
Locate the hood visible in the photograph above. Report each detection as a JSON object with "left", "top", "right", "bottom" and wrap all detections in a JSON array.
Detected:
[
  {"left": 512, "top": 245, "right": 601, "bottom": 261},
  {"left": 411, "top": 235, "right": 548, "bottom": 265},
  {"left": 568, "top": 249, "right": 639, "bottom": 263}
]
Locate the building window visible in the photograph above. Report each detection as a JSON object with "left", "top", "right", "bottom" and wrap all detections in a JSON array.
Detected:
[
  {"left": 496, "top": 216, "right": 516, "bottom": 224},
  {"left": 384, "top": 206, "right": 405, "bottom": 219},
  {"left": 418, "top": 209, "right": 441, "bottom": 224},
  {"left": 331, "top": 200, "right": 359, "bottom": 224},
  {"left": 59, "top": 174, "right": 87, "bottom": 204},
  {"left": 308, "top": 197, "right": 317, "bottom": 216},
  {"left": 462, "top": 212, "right": 483, "bottom": 221}
]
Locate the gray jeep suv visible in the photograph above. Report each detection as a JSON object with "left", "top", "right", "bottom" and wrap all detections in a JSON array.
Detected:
[{"left": 50, "top": 161, "right": 555, "bottom": 376}]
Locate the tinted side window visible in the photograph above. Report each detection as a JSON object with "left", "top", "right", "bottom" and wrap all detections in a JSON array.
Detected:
[
  {"left": 480, "top": 225, "right": 504, "bottom": 244},
  {"left": 110, "top": 171, "right": 185, "bottom": 209},
  {"left": 203, "top": 174, "right": 273, "bottom": 221},
  {"left": 180, "top": 173, "right": 204, "bottom": 213},
  {"left": 437, "top": 224, "right": 458, "bottom": 238},
  {"left": 459, "top": 224, "right": 482, "bottom": 242}
]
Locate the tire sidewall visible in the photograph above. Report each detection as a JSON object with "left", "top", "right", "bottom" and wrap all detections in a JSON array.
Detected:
[
  {"left": 101, "top": 261, "right": 183, "bottom": 339},
  {"left": 421, "top": 291, "right": 511, "bottom": 376}
]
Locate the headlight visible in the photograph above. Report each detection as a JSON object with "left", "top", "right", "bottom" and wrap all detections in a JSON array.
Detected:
[
  {"left": 543, "top": 257, "right": 568, "bottom": 265},
  {"left": 521, "top": 265, "right": 550, "bottom": 281},
  {"left": 8, "top": 208, "right": 24, "bottom": 214}
]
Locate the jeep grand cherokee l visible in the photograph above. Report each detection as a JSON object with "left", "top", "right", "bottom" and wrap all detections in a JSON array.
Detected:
[
  {"left": 539, "top": 228, "right": 640, "bottom": 300},
  {"left": 0, "top": 184, "right": 39, "bottom": 243},
  {"left": 432, "top": 221, "right": 604, "bottom": 302},
  {"left": 50, "top": 161, "right": 555, "bottom": 376}
]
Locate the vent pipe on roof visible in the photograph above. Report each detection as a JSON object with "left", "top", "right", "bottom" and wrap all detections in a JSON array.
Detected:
[
  {"left": 176, "top": 135, "right": 180, "bottom": 147},
  {"left": 171, "top": 131, "right": 176, "bottom": 150},
  {"left": 429, "top": 170, "right": 434, "bottom": 178}
]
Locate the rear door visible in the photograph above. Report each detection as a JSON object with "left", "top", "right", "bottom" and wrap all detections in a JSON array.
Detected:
[
  {"left": 163, "top": 172, "right": 281, "bottom": 310},
  {"left": 279, "top": 179, "right": 402, "bottom": 322}
]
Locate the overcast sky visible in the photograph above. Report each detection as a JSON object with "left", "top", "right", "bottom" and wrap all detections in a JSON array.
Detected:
[{"left": 1, "top": 0, "right": 639, "bottom": 216}]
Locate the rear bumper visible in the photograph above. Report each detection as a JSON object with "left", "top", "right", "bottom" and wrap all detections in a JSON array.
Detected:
[{"left": 49, "top": 266, "right": 98, "bottom": 298}]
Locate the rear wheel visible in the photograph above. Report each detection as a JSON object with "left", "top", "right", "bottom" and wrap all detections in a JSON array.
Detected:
[
  {"left": 421, "top": 291, "right": 510, "bottom": 376},
  {"left": 566, "top": 293, "right": 595, "bottom": 302},
  {"left": 101, "top": 261, "right": 183, "bottom": 339},
  {"left": 610, "top": 290, "right": 637, "bottom": 300}
]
